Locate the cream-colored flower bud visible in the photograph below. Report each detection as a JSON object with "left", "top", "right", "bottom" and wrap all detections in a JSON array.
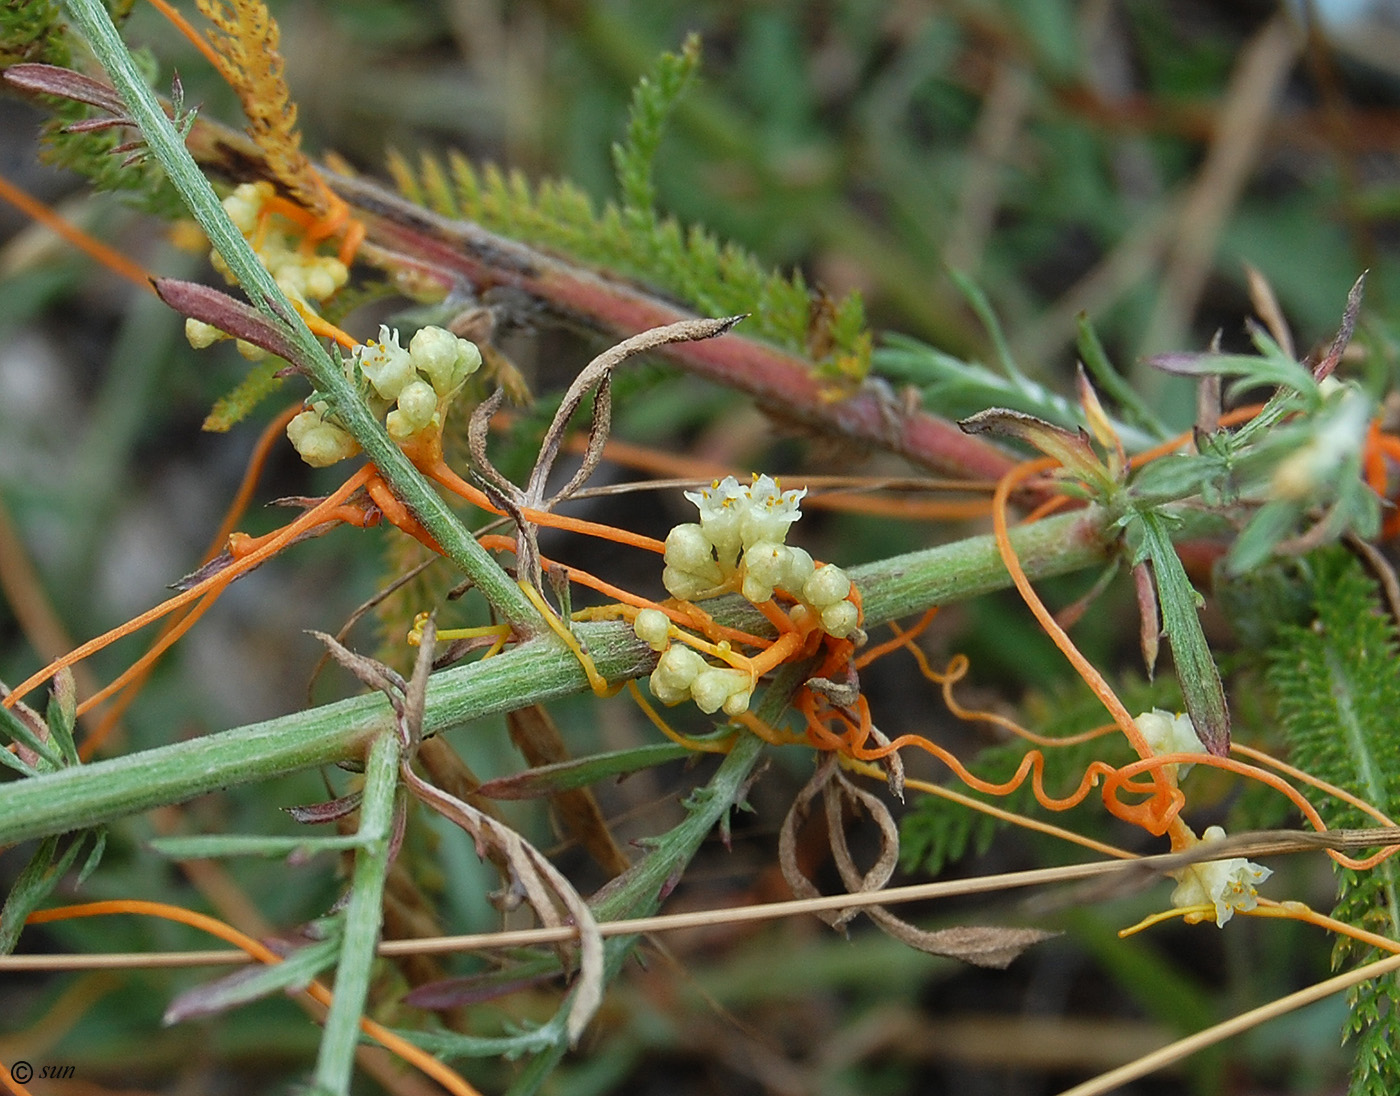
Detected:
[
  {"left": 633, "top": 608, "right": 672, "bottom": 651},
  {"left": 410, "top": 326, "right": 482, "bottom": 395},
  {"left": 689, "top": 667, "right": 752, "bottom": 716},
  {"left": 1135, "top": 709, "right": 1205, "bottom": 778},
  {"left": 664, "top": 523, "right": 717, "bottom": 572},
  {"left": 820, "top": 601, "right": 859, "bottom": 638},
  {"left": 662, "top": 566, "right": 722, "bottom": 602},
  {"left": 287, "top": 408, "right": 360, "bottom": 467},
  {"left": 185, "top": 318, "right": 223, "bottom": 350},
  {"left": 776, "top": 544, "right": 815, "bottom": 596},
  {"left": 394, "top": 379, "right": 439, "bottom": 432},
  {"left": 235, "top": 339, "right": 267, "bottom": 361},
  {"left": 650, "top": 644, "right": 707, "bottom": 705},
  {"left": 302, "top": 257, "right": 349, "bottom": 302},
  {"left": 741, "top": 541, "right": 790, "bottom": 603},
  {"left": 804, "top": 564, "right": 852, "bottom": 608},
  {"left": 221, "top": 182, "right": 271, "bottom": 234}
]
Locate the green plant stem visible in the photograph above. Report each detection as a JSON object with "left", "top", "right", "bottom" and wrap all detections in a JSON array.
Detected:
[
  {"left": 0, "top": 507, "right": 1113, "bottom": 847},
  {"left": 61, "top": 0, "right": 538, "bottom": 632},
  {"left": 310, "top": 731, "right": 401, "bottom": 1096}
]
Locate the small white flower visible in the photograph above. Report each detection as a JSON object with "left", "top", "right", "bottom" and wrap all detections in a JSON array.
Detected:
[
  {"left": 1136, "top": 709, "right": 1206, "bottom": 778},
  {"left": 1170, "top": 826, "right": 1272, "bottom": 926},
  {"left": 685, "top": 476, "right": 749, "bottom": 564},
  {"left": 739, "top": 474, "right": 806, "bottom": 546},
  {"left": 357, "top": 326, "right": 415, "bottom": 400}
]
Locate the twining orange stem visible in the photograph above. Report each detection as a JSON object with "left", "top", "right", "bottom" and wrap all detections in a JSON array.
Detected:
[
  {"left": 1126, "top": 403, "right": 1267, "bottom": 468},
  {"left": 0, "top": 172, "right": 154, "bottom": 293},
  {"left": 26, "top": 900, "right": 482, "bottom": 1096},
  {"left": 1114, "top": 751, "right": 1400, "bottom": 872},
  {"left": 991, "top": 457, "right": 1179, "bottom": 834},
  {"left": 1232, "top": 742, "right": 1400, "bottom": 831},
  {"left": 841, "top": 757, "right": 1138, "bottom": 860},
  {"left": 476, "top": 533, "right": 772, "bottom": 648},
  {"left": 422, "top": 456, "right": 668, "bottom": 554},
  {"left": 4, "top": 465, "right": 374, "bottom": 711},
  {"left": 1248, "top": 899, "right": 1400, "bottom": 953},
  {"left": 145, "top": 0, "right": 230, "bottom": 79},
  {"left": 206, "top": 403, "right": 304, "bottom": 554},
  {"left": 78, "top": 404, "right": 304, "bottom": 756}
]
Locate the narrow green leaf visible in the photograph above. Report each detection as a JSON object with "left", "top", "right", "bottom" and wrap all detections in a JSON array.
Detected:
[
  {"left": 45, "top": 668, "right": 80, "bottom": 768},
  {"left": 0, "top": 830, "right": 98, "bottom": 953},
  {"left": 946, "top": 267, "right": 1029, "bottom": 390},
  {"left": 477, "top": 742, "right": 698, "bottom": 799},
  {"left": 148, "top": 834, "right": 369, "bottom": 859},
  {"left": 1076, "top": 312, "right": 1172, "bottom": 439},
  {"left": 164, "top": 933, "right": 342, "bottom": 1025},
  {"left": 0, "top": 701, "right": 64, "bottom": 770},
  {"left": 1134, "top": 510, "right": 1229, "bottom": 754}
]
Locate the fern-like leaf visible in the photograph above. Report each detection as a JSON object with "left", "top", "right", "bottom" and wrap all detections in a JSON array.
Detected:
[
  {"left": 1267, "top": 548, "right": 1400, "bottom": 1096},
  {"left": 382, "top": 40, "right": 871, "bottom": 385},
  {"left": 612, "top": 33, "right": 700, "bottom": 223}
]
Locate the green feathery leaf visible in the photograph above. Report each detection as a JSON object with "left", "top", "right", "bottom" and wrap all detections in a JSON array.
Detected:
[
  {"left": 1267, "top": 548, "right": 1400, "bottom": 1096},
  {"left": 382, "top": 41, "right": 871, "bottom": 386}
]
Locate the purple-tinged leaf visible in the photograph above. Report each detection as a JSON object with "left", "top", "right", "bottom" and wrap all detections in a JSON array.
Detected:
[
  {"left": 153, "top": 278, "right": 302, "bottom": 364},
  {"left": 960, "top": 408, "right": 1105, "bottom": 485},
  {"left": 403, "top": 969, "right": 560, "bottom": 1010},
  {"left": 164, "top": 935, "right": 339, "bottom": 1025},
  {"left": 284, "top": 792, "right": 363, "bottom": 825},
  {"left": 4, "top": 64, "right": 128, "bottom": 116},
  {"left": 1314, "top": 272, "right": 1365, "bottom": 382}
]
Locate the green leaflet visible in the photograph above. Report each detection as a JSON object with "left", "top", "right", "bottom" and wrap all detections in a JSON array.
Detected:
[{"left": 1267, "top": 548, "right": 1400, "bottom": 1096}]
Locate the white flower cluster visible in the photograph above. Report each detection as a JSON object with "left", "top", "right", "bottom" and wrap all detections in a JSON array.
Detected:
[
  {"left": 185, "top": 183, "right": 349, "bottom": 359},
  {"left": 286, "top": 324, "right": 482, "bottom": 467},
  {"left": 1170, "top": 825, "right": 1272, "bottom": 926},
  {"left": 634, "top": 475, "right": 862, "bottom": 717},
  {"left": 662, "top": 475, "right": 859, "bottom": 638}
]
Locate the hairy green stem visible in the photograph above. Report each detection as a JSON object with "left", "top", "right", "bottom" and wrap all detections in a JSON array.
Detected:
[
  {"left": 0, "top": 507, "right": 1112, "bottom": 847},
  {"left": 61, "top": 0, "right": 538, "bottom": 631},
  {"left": 310, "top": 731, "right": 401, "bottom": 1096}
]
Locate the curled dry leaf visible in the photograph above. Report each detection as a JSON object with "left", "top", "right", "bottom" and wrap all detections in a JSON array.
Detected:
[
  {"left": 780, "top": 757, "right": 1055, "bottom": 969},
  {"left": 403, "top": 768, "right": 604, "bottom": 1045}
]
